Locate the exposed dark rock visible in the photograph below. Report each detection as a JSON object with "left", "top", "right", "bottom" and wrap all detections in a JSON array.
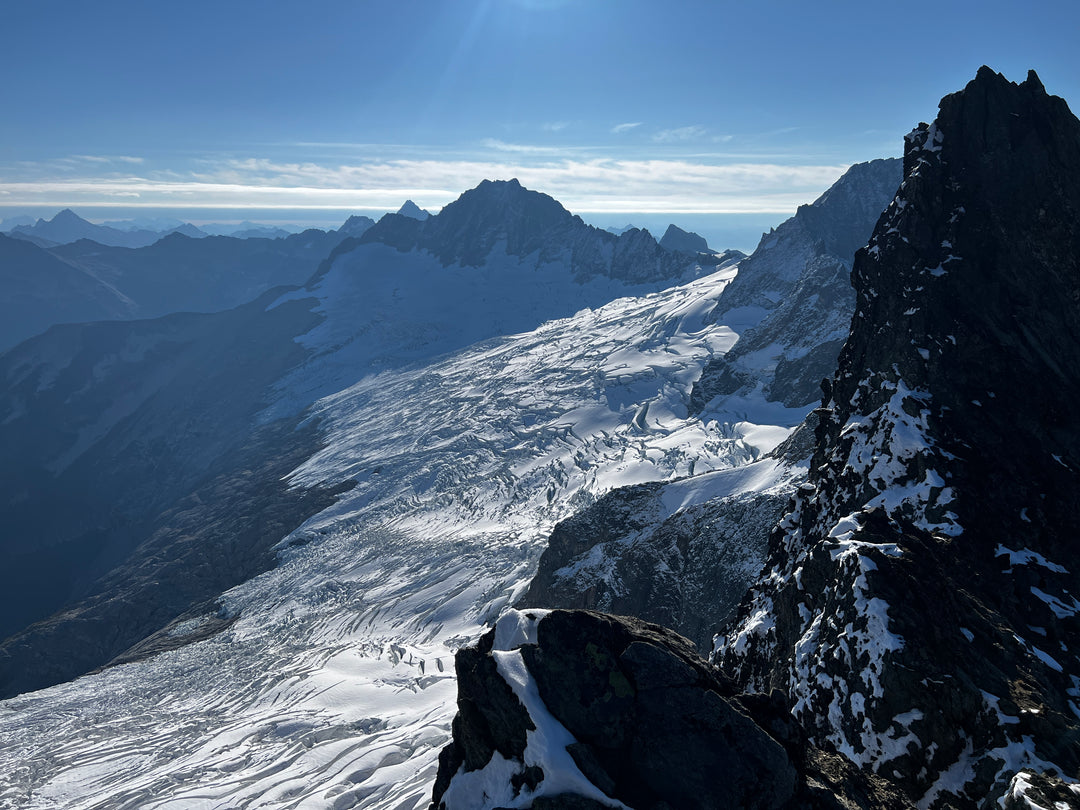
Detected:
[
  {"left": 432, "top": 610, "right": 914, "bottom": 810},
  {"left": 718, "top": 68, "right": 1080, "bottom": 807},
  {"left": 1000, "top": 771, "right": 1080, "bottom": 810},
  {"left": 517, "top": 167, "right": 901, "bottom": 654},
  {"left": 453, "top": 640, "right": 535, "bottom": 770},
  {"left": 519, "top": 480, "right": 788, "bottom": 653},
  {"left": 520, "top": 796, "right": 612, "bottom": 810}
]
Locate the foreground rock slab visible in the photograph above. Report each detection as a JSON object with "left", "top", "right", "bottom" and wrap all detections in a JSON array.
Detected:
[{"left": 431, "top": 609, "right": 912, "bottom": 810}]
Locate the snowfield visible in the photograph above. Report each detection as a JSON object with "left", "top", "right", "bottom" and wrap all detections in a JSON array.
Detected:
[{"left": 0, "top": 260, "right": 811, "bottom": 809}]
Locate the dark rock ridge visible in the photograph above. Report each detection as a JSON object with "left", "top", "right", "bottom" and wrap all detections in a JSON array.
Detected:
[
  {"left": 718, "top": 68, "right": 1080, "bottom": 806},
  {"left": 358, "top": 179, "right": 723, "bottom": 284},
  {"left": 431, "top": 610, "right": 913, "bottom": 810},
  {"left": 0, "top": 224, "right": 356, "bottom": 351},
  {"left": 690, "top": 158, "right": 902, "bottom": 410},
  {"left": 659, "top": 223, "right": 710, "bottom": 254}
]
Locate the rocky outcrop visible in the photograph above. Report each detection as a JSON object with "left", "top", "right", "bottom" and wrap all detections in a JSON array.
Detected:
[
  {"left": 431, "top": 609, "right": 914, "bottom": 810},
  {"left": 718, "top": 68, "right": 1080, "bottom": 807},
  {"left": 518, "top": 465, "right": 795, "bottom": 654},
  {"left": 690, "top": 158, "right": 902, "bottom": 411}
]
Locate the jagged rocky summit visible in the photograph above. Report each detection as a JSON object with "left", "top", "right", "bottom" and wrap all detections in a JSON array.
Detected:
[
  {"left": 356, "top": 178, "right": 721, "bottom": 284},
  {"left": 719, "top": 67, "right": 1080, "bottom": 806},
  {"left": 432, "top": 68, "right": 1080, "bottom": 810}
]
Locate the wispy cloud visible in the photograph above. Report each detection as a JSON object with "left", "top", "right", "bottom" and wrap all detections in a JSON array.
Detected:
[
  {"left": 653, "top": 126, "right": 706, "bottom": 143},
  {"left": 479, "top": 139, "right": 598, "bottom": 157},
  {"left": 0, "top": 156, "right": 851, "bottom": 215},
  {"left": 611, "top": 122, "right": 642, "bottom": 134},
  {"left": 481, "top": 138, "right": 558, "bottom": 154},
  {"left": 70, "top": 154, "right": 145, "bottom": 164},
  {"left": 541, "top": 121, "right": 570, "bottom": 132}
]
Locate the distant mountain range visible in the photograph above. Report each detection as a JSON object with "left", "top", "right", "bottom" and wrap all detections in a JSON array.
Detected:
[
  {"left": 8, "top": 209, "right": 206, "bottom": 249},
  {"left": 0, "top": 200, "right": 435, "bottom": 249}
]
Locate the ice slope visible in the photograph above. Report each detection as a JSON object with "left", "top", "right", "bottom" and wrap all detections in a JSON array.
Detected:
[
  {"left": 0, "top": 261, "right": 801, "bottom": 809},
  {"left": 263, "top": 238, "right": 721, "bottom": 420}
]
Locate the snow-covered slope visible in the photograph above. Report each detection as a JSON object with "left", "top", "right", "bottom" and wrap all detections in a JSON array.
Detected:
[{"left": 0, "top": 257, "right": 776, "bottom": 809}]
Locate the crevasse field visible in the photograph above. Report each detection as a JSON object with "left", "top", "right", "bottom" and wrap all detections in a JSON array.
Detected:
[{"left": 0, "top": 258, "right": 808, "bottom": 810}]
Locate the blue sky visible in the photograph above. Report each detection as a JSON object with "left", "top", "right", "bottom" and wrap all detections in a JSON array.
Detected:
[{"left": 2, "top": 0, "right": 1079, "bottom": 237}]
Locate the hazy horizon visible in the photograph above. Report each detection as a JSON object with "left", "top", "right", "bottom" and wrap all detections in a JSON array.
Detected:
[{"left": 0, "top": 204, "right": 786, "bottom": 254}]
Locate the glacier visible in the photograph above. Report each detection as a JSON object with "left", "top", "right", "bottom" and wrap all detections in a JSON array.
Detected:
[{"left": 0, "top": 256, "right": 805, "bottom": 809}]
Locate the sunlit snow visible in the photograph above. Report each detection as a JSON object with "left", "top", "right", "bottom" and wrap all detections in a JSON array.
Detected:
[{"left": 0, "top": 261, "right": 804, "bottom": 809}]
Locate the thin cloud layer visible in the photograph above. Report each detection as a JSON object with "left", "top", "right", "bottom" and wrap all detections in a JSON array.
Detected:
[{"left": 0, "top": 156, "right": 850, "bottom": 214}]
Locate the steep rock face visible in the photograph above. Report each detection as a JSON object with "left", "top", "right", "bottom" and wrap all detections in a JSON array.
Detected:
[
  {"left": 719, "top": 68, "right": 1080, "bottom": 807},
  {"left": 431, "top": 610, "right": 913, "bottom": 810},
  {"left": 691, "top": 158, "right": 902, "bottom": 410}
]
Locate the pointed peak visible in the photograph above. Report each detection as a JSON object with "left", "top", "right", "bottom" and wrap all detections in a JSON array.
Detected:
[
  {"left": 446, "top": 178, "right": 569, "bottom": 219},
  {"left": 52, "top": 208, "right": 87, "bottom": 223},
  {"left": 659, "top": 224, "right": 710, "bottom": 254},
  {"left": 1025, "top": 68, "right": 1046, "bottom": 94},
  {"left": 396, "top": 200, "right": 430, "bottom": 221}
]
